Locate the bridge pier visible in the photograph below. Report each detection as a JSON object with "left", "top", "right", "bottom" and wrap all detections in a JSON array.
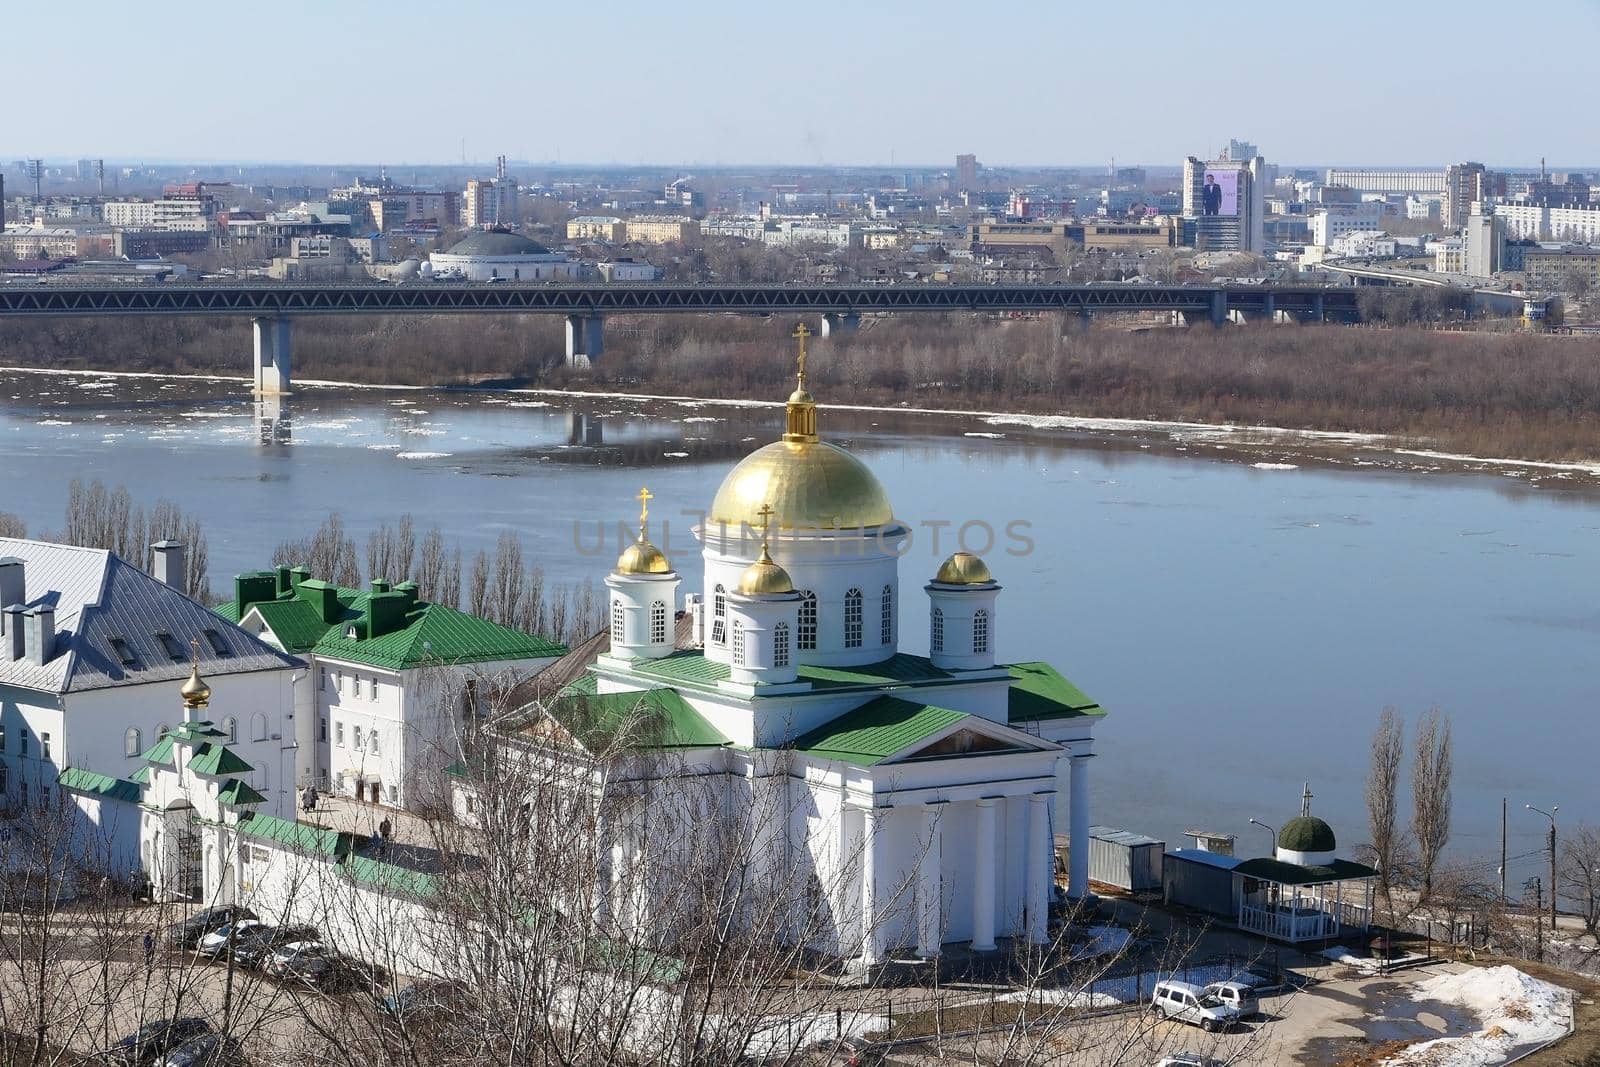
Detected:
[
  {"left": 820, "top": 311, "right": 859, "bottom": 337},
  {"left": 252, "top": 316, "right": 292, "bottom": 395},
  {"left": 255, "top": 395, "right": 291, "bottom": 446},
  {"left": 565, "top": 314, "right": 604, "bottom": 368}
]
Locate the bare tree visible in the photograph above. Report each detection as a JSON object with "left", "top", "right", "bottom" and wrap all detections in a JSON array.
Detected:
[
  {"left": 1561, "top": 823, "right": 1600, "bottom": 939},
  {"left": 467, "top": 551, "right": 490, "bottom": 619},
  {"left": 1411, "top": 706, "right": 1454, "bottom": 901},
  {"left": 1366, "top": 707, "right": 1404, "bottom": 900},
  {"left": 0, "top": 512, "right": 26, "bottom": 538}
]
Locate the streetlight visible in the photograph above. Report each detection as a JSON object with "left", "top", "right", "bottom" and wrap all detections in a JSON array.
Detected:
[
  {"left": 1248, "top": 818, "right": 1277, "bottom": 854},
  {"left": 1527, "top": 804, "right": 1558, "bottom": 932}
]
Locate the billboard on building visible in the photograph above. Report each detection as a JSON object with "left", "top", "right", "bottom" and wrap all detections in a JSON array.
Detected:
[{"left": 1200, "top": 169, "right": 1239, "bottom": 217}]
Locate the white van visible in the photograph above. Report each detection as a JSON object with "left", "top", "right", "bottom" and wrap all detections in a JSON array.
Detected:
[{"left": 1149, "top": 980, "right": 1241, "bottom": 1032}]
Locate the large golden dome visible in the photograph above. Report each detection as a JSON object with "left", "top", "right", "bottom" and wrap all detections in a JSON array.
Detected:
[{"left": 710, "top": 439, "right": 893, "bottom": 531}]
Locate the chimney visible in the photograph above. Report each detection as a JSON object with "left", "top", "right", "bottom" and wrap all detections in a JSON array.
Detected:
[
  {"left": 3, "top": 605, "right": 24, "bottom": 660},
  {"left": 151, "top": 541, "right": 186, "bottom": 590},
  {"left": 0, "top": 558, "right": 23, "bottom": 619},
  {"left": 25, "top": 605, "right": 54, "bottom": 666}
]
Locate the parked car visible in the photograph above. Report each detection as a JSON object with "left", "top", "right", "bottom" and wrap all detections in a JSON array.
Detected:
[
  {"left": 831, "top": 1036, "right": 889, "bottom": 1066},
  {"left": 101, "top": 1017, "right": 212, "bottom": 1066},
  {"left": 379, "top": 979, "right": 469, "bottom": 1021},
  {"left": 1202, "top": 979, "right": 1261, "bottom": 1020},
  {"left": 1154, "top": 1055, "right": 1220, "bottom": 1067},
  {"left": 163, "top": 906, "right": 257, "bottom": 950},
  {"left": 263, "top": 940, "right": 333, "bottom": 985},
  {"left": 195, "top": 920, "right": 267, "bottom": 959},
  {"left": 157, "top": 1034, "right": 247, "bottom": 1067},
  {"left": 1149, "top": 980, "right": 1240, "bottom": 1033},
  {"left": 230, "top": 925, "right": 319, "bottom": 970}
]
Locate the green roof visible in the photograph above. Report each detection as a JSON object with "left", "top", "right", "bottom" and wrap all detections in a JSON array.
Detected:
[
  {"left": 221, "top": 577, "right": 566, "bottom": 670},
  {"left": 58, "top": 766, "right": 143, "bottom": 804},
  {"left": 139, "top": 736, "right": 176, "bottom": 767},
  {"left": 238, "top": 813, "right": 352, "bottom": 858},
  {"left": 216, "top": 778, "right": 267, "bottom": 807},
  {"left": 1233, "top": 857, "right": 1376, "bottom": 886},
  {"left": 791, "top": 696, "right": 968, "bottom": 766},
  {"left": 187, "top": 743, "right": 254, "bottom": 777},
  {"left": 1006, "top": 662, "right": 1107, "bottom": 724},
  {"left": 1278, "top": 816, "right": 1337, "bottom": 853},
  {"left": 170, "top": 720, "right": 228, "bottom": 742},
  {"left": 345, "top": 854, "right": 438, "bottom": 899},
  {"left": 797, "top": 654, "right": 959, "bottom": 688},
  {"left": 129, "top": 766, "right": 151, "bottom": 785},
  {"left": 539, "top": 688, "right": 730, "bottom": 751}
]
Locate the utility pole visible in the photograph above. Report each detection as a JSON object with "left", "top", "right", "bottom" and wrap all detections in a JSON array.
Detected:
[
  {"left": 1500, "top": 797, "right": 1507, "bottom": 904},
  {"left": 1533, "top": 878, "right": 1544, "bottom": 961},
  {"left": 1529, "top": 804, "right": 1559, "bottom": 932}
]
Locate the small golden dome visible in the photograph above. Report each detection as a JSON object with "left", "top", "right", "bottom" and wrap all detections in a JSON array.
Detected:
[
  {"left": 710, "top": 440, "right": 893, "bottom": 531},
  {"left": 180, "top": 659, "right": 212, "bottom": 709},
  {"left": 935, "top": 551, "right": 994, "bottom": 585},
  {"left": 737, "top": 546, "right": 795, "bottom": 595},
  {"left": 616, "top": 538, "right": 672, "bottom": 575},
  {"left": 788, "top": 386, "right": 815, "bottom": 406}
]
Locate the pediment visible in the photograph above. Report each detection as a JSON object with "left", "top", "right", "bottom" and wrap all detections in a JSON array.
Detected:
[{"left": 884, "top": 720, "right": 1054, "bottom": 764}]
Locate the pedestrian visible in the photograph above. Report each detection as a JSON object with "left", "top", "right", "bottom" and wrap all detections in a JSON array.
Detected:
[
  {"left": 378, "top": 817, "right": 392, "bottom": 841},
  {"left": 142, "top": 930, "right": 155, "bottom": 968}
]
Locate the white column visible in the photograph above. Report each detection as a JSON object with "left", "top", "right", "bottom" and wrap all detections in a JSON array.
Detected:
[
  {"left": 971, "top": 798, "right": 998, "bottom": 951},
  {"left": 917, "top": 802, "right": 943, "bottom": 958},
  {"left": 1027, "top": 792, "right": 1052, "bottom": 944},
  {"left": 1068, "top": 754, "right": 1093, "bottom": 900},
  {"left": 859, "top": 806, "right": 882, "bottom": 965}
]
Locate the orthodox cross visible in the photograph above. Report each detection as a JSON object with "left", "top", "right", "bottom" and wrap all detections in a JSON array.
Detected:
[
  {"left": 1301, "top": 782, "right": 1314, "bottom": 817},
  {"left": 791, "top": 323, "right": 810, "bottom": 387},
  {"left": 637, "top": 487, "right": 653, "bottom": 536},
  {"left": 756, "top": 502, "right": 776, "bottom": 547}
]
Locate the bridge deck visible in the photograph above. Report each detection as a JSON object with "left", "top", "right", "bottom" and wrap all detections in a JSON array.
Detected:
[{"left": 0, "top": 283, "right": 1359, "bottom": 317}]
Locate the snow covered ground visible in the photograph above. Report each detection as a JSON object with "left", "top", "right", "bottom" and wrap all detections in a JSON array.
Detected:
[
  {"left": 1319, "top": 946, "right": 1433, "bottom": 975},
  {"left": 1382, "top": 965, "right": 1573, "bottom": 1066}
]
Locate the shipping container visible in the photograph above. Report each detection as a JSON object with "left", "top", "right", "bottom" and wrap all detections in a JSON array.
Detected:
[{"left": 1085, "top": 825, "right": 1165, "bottom": 892}]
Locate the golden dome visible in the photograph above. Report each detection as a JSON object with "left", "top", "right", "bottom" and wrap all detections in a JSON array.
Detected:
[
  {"left": 737, "top": 546, "right": 795, "bottom": 595},
  {"left": 935, "top": 551, "right": 994, "bottom": 585},
  {"left": 710, "top": 440, "right": 893, "bottom": 531},
  {"left": 180, "top": 658, "right": 212, "bottom": 709},
  {"left": 616, "top": 538, "right": 672, "bottom": 575}
]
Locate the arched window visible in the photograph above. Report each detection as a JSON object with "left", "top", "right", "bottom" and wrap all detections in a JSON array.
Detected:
[
  {"left": 973, "top": 609, "right": 990, "bottom": 654},
  {"left": 880, "top": 585, "right": 893, "bottom": 646},
  {"left": 251, "top": 713, "right": 268, "bottom": 742},
  {"left": 222, "top": 717, "right": 237, "bottom": 744},
  {"left": 731, "top": 619, "right": 745, "bottom": 666},
  {"left": 124, "top": 727, "right": 141, "bottom": 758},
  {"left": 798, "top": 592, "right": 817, "bottom": 650},
  {"left": 844, "top": 589, "right": 863, "bottom": 648},
  {"left": 773, "top": 622, "right": 790, "bottom": 668},
  {"left": 712, "top": 584, "right": 727, "bottom": 645},
  {"left": 611, "top": 599, "right": 625, "bottom": 643},
  {"left": 650, "top": 600, "right": 668, "bottom": 644},
  {"left": 156, "top": 723, "right": 170, "bottom": 741},
  {"left": 931, "top": 607, "right": 945, "bottom": 653}
]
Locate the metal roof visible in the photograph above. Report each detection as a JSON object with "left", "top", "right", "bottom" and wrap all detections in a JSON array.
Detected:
[
  {"left": 0, "top": 538, "right": 300, "bottom": 694},
  {"left": 1089, "top": 825, "right": 1164, "bottom": 848},
  {"left": 1166, "top": 849, "right": 1246, "bottom": 871}
]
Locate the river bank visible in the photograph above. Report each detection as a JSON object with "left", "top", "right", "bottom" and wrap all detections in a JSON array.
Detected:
[
  {"left": 11, "top": 362, "right": 1597, "bottom": 490},
  {"left": 3, "top": 313, "right": 1599, "bottom": 465}
]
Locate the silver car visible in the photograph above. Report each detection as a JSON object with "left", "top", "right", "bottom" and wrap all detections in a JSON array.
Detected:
[
  {"left": 1203, "top": 979, "right": 1261, "bottom": 1019},
  {"left": 1149, "top": 980, "right": 1241, "bottom": 1033}
]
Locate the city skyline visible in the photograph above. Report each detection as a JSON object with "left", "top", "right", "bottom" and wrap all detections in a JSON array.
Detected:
[{"left": 7, "top": 0, "right": 1597, "bottom": 169}]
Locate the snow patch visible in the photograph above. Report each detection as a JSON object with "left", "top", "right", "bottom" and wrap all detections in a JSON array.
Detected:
[
  {"left": 965, "top": 431, "right": 1007, "bottom": 439},
  {"left": 395, "top": 451, "right": 452, "bottom": 460},
  {"left": 1252, "top": 462, "right": 1299, "bottom": 471},
  {"left": 37, "top": 419, "right": 72, "bottom": 426},
  {"left": 662, "top": 451, "right": 689, "bottom": 458},
  {"left": 1381, "top": 965, "right": 1572, "bottom": 1066}
]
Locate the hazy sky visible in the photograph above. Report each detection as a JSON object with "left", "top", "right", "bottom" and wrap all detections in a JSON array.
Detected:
[{"left": 11, "top": 0, "right": 1597, "bottom": 169}]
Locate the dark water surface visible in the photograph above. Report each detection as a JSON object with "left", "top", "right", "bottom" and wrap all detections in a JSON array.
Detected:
[{"left": 3, "top": 368, "right": 1596, "bottom": 878}]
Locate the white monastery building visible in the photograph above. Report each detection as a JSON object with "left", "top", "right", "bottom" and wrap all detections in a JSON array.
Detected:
[{"left": 457, "top": 327, "right": 1109, "bottom": 964}]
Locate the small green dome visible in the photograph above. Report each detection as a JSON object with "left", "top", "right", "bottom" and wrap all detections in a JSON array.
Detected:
[{"left": 1279, "top": 815, "right": 1336, "bottom": 853}]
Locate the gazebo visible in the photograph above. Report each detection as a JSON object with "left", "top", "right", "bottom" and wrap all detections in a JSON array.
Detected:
[{"left": 1235, "top": 788, "right": 1376, "bottom": 943}]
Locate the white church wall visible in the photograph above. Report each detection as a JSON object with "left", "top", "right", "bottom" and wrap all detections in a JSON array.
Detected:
[{"left": 67, "top": 792, "right": 141, "bottom": 884}]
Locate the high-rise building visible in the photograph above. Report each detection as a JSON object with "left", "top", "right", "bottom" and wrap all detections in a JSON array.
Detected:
[
  {"left": 464, "top": 156, "right": 520, "bottom": 229},
  {"left": 1463, "top": 213, "right": 1503, "bottom": 279},
  {"left": 1324, "top": 168, "right": 1447, "bottom": 195},
  {"left": 1219, "top": 139, "right": 1258, "bottom": 162},
  {"left": 1182, "top": 154, "right": 1268, "bottom": 252},
  {"left": 955, "top": 154, "right": 978, "bottom": 190},
  {"left": 1444, "top": 162, "right": 1491, "bottom": 230}
]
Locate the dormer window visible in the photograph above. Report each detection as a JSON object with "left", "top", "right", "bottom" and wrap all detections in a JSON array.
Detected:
[
  {"left": 107, "top": 636, "right": 140, "bottom": 668},
  {"left": 346, "top": 625, "right": 359, "bottom": 640},
  {"left": 202, "top": 629, "right": 231, "bottom": 657},
  {"left": 154, "top": 632, "right": 187, "bottom": 662}
]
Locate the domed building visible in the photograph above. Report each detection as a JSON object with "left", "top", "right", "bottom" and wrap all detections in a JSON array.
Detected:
[
  {"left": 479, "top": 326, "right": 1109, "bottom": 966},
  {"left": 427, "top": 228, "right": 576, "bottom": 282}
]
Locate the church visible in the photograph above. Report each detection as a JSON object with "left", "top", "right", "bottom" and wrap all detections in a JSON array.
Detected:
[{"left": 463, "top": 327, "right": 1108, "bottom": 964}]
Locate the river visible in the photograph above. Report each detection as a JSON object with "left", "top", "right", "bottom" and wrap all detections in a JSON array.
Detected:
[{"left": 3, "top": 367, "right": 1595, "bottom": 884}]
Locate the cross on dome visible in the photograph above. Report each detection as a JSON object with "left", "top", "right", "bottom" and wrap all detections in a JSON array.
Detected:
[
  {"left": 636, "top": 486, "right": 654, "bottom": 538},
  {"left": 791, "top": 323, "right": 810, "bottom": 389}
]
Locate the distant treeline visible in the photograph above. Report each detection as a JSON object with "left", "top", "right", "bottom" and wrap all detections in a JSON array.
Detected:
[{"left": 4, "top": 308, "right": 1598, "bottom": 461}]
